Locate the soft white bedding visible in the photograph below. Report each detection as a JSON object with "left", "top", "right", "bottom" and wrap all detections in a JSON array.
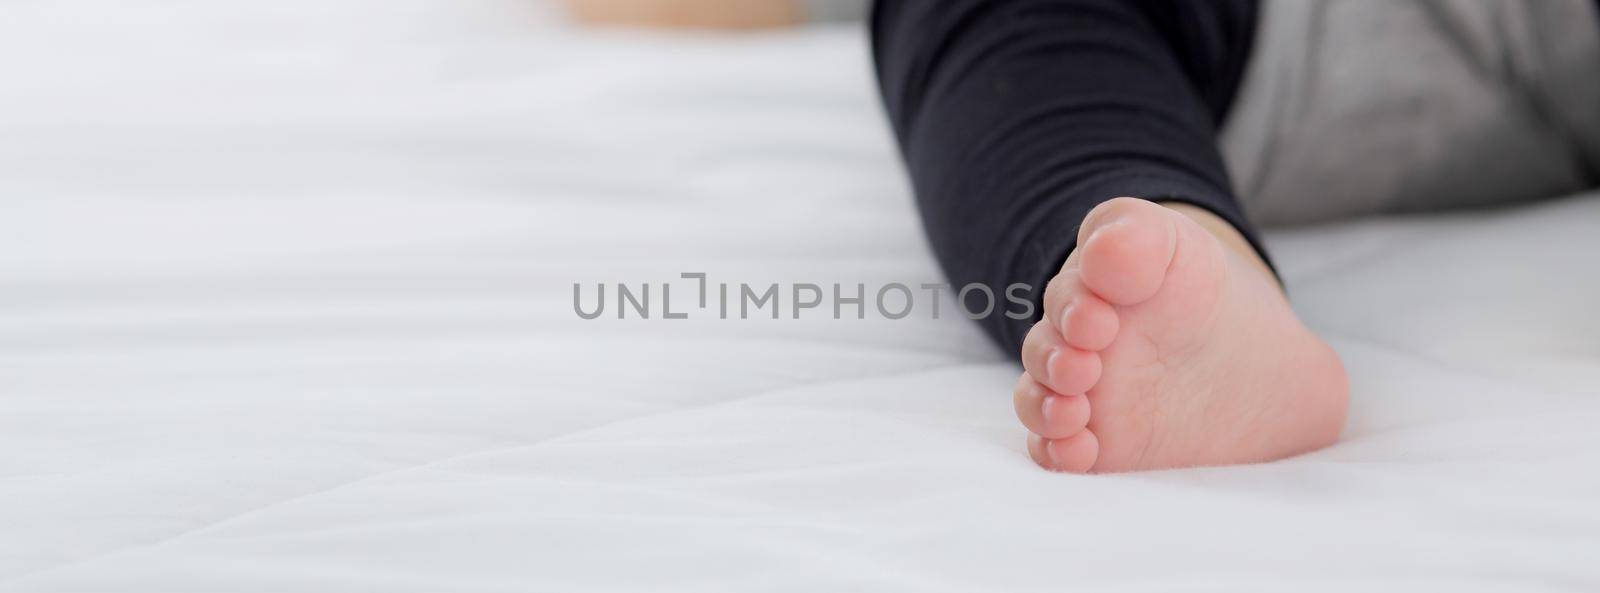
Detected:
[{"left": 4, "top": 2, "right": 1599, "bottom": 591}]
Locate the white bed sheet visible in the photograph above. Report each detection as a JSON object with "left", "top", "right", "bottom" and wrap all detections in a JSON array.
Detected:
[{"left": 4, "top": 2, "right": 1599, "bottom": 591}]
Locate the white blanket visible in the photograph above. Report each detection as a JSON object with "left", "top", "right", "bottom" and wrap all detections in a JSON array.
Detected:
[{"left": 4, "top": 3, "right": 1599, "bottom": 591}]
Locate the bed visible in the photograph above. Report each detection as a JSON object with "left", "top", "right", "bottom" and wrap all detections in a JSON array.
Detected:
[{"left": 4, "top": 2, "right": 1599, "bottom": 590}]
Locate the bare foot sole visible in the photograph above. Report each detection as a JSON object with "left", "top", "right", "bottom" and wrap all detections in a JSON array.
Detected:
[{"left": 1013, "top": 197, "right": 1348, "bottom": 472}]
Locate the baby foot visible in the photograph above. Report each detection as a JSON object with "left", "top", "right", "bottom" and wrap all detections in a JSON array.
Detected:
[{"left": 1014, "top": 197, "right": 1348, "bottom": 472}]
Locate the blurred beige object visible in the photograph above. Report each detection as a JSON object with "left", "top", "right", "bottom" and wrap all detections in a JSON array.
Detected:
[{"left": 566, "top": 0, "right": 802, "bottom": 29}]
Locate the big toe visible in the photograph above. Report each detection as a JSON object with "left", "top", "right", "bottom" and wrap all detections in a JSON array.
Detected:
[{"left": 1077, "top": 197, "right": 1178, "bottom": 306}]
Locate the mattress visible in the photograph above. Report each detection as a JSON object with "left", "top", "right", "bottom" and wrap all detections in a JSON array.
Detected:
[{"left": 4, "top": 2, "right": 1599, "bottom": 591}]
